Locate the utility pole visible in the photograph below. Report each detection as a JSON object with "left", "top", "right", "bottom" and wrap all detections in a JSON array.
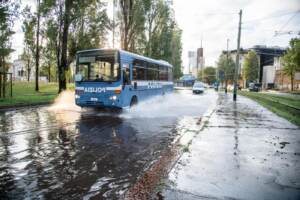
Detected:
[
  {"left": 233, "top": 9, "right": 242, "bottom": 101},
  {"left": 225, "top": 38, "right": 229, "bottom": 94}
]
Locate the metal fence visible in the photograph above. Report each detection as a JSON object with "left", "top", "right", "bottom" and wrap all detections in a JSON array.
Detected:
[{"left": 0, "top": 72, "right": 12, "bottom": 98}]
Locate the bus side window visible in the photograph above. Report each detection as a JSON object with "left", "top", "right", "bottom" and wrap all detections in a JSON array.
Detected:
[
  {"left": 133, "top": 60, "right": 146, "bottom": 80},
  {"left": 159, "top": 65, "right": 168, "bottom": 81}
]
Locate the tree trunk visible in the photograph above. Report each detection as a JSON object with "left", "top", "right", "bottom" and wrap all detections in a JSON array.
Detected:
[
  {"left": 225, "top": 79, "right": 228, "bottom": 94},
  {"left": 3, "top": 73, "right": 6, "bottom": 98},
  {"left": 0, "top": 57, "right": 3, "bottom": 98},
  {"left": 35, "top": 0, "right": 41, "bottom": 91},
  {"left": 48, "top": 63, "right": 51, "bottom": 83},
  {"left": 27, "top": 59, "right": 30, "bottom": 82},
  {"left": 0, "top": 74, "right": 2, "bottom": 98},
  {"left": 58, "top": 0, "right": 71, "bottom": 93},
  {"left": 291, "top": 75, "right": 294, "bottom": 91}
]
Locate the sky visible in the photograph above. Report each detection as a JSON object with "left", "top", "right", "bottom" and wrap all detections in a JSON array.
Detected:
[
  {"left": 172, "top": 0, "right": 300, "bottom": 72},
  {"left": 11, "top": 0, "right": 300, "bottom": 72}
]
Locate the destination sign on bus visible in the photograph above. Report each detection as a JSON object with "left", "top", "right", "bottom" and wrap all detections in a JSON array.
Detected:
[{"left": 79, "top": 57, "right": 95, "bottom": 63}]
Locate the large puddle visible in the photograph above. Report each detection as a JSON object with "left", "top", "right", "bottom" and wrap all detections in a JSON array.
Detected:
[{"left": 0, "top": 89, "right": 217, "bottom": 199}]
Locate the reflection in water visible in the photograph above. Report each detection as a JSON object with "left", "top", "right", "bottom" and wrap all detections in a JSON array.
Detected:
[
  {"left": 0, "top": 90, "right": 217, "bottom": 199},
  {"left": 233, "top": 102, "right": 240, "bottom": 172}
]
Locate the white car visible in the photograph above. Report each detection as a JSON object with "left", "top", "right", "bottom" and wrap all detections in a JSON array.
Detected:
[{"left": 192, "top": 82, "right": 205, "bottom": 94}]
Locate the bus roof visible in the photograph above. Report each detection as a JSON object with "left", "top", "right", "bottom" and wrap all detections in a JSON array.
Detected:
[{"left": 76, "top": 48, "right": 173, "bottom": 68}]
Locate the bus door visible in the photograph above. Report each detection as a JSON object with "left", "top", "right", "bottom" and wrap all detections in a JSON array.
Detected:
[{"left": 122, "top": 63, "right": 131, "bottom": 90}]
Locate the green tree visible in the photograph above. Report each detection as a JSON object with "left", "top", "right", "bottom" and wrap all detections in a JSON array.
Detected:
[
  {"left": 217, "top": 53, "right": 235, "bottom": 92},
  {"left": 38, "top": 0, "right": 109, "bottom": 92},
  {"left": 22, "top": 6, "right": 36, "bottom": 82},
  {"left": 282, "top": 38, "right": 300, "bottom": 91},
  {"left": 0, "top": 1, "right": 18, "bottom": 97},
  {"left": 144, "top": 0, "right": 182, "bottom": 79},
  {"left": 118, "top": 0, "right": 147, "bottom": 52},
  {"left": 68, "top": 0, "right": 109, "bottom": 63},
  {"left": 198, "top": 67, "right": 216, "bottom": 84},
  {"left": 42, "top": 18, "right": 58, "bottom": 82},
  {"left": 117, "top": 0, "right": 183, "bottom": 79},
  {"left": 242, "top": 50, "right": 258, "bottom": 86},
  {"left": 144, "top": 0, "right": 169, "bottom": 57},
  {"left": 170, "top": 25, "right": 183, "bottom": 80}
]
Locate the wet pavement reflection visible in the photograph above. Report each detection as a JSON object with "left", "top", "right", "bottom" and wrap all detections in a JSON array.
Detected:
[{"left": 0, "top": 90, "right": 217, "bottom": 199}]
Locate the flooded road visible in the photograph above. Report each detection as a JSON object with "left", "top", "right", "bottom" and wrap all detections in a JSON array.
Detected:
[{"left": 0, "top": 89, "right": 217, "bottom": 199}]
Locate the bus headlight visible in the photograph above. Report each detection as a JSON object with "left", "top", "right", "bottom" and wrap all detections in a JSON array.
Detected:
[{"left": 110, "top": 95, "right": 117, "bottom": 101}]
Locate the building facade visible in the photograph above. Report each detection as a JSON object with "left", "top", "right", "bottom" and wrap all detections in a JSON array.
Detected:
[
  {"left": 223, "top": 45, "right": 300, "bottom": 90},
  {"left": 188, "top": 51, "right": 197, "bottom": 77},
  {"left": 9, "top": 58, "right": 26, "bottom": 81}
]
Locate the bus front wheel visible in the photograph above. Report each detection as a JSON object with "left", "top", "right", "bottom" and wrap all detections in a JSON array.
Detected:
[{"left": 130, "top": 96, "right": 138, "bottom": 107}]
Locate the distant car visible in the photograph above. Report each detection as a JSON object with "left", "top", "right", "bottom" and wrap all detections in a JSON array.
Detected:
[
  {"left": 228, "top": 84, "right": 242, "bottom": 91},
  {"left": 248, "top": 83, "right": 261, "bottom": 92},
  {"left": 193, "top": 82, "right": 205, "bottom": 94}
]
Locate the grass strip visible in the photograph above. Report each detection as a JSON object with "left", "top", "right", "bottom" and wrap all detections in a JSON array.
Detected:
[
  {"left": 239, "top": 91, "right": 300, "bottom": 127},
  {"left": 0, "top": 82, "right": 74, "bottom": 108}
]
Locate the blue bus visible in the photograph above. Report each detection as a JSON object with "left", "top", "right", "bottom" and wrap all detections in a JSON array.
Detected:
[{"left": 74, "top": 49, "right": 174, "bottom": 108}]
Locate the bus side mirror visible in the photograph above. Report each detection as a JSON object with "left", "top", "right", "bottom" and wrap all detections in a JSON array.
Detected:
[
  {"left": 75, "top": 74, "right": 83, "bottom": 82},
  {"left": 134, "top": 82, "right": 137, "bottom": 89}
]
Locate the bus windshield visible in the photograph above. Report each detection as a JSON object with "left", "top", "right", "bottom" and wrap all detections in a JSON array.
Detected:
[{"left": 77, "top": 55, "right": 120, "bottom": 82}]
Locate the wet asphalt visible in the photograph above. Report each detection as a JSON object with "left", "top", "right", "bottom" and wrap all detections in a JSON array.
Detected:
[
  {"left": 0, "top": 89, "right": 217, "bottom": 200},
  {"left": 162, "top": 93, "right": 300, "bottom": 200}
]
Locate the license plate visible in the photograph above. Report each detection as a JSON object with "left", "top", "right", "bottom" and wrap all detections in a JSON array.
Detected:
[{"left": 90, "top": 97, "right": 98, "bottom": 101}]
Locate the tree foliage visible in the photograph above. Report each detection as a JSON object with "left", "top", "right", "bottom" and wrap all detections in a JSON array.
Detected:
[
  {"left": 118, "top": 0, "right": 147, "bottom": 52},
  {"left": 217, "top": 53, "right": 235, "bottom": 82},
  {"left": 22, "top": 6, "right": 36, "bottom": 81},
  {"left": 21, "top": 0, "right": 109, "bottom": 92},
  {"left": 117, "top": 0, "right": 183, "bottom": 79},
  {"left": 198, "top": 66, "right": 216, "bottom": 84},
  {"left": 0, "top": 1, "right": 18, "bottom": 72},
  {"left": 68, "top": 1, "right": 109, "bottom": 63},
  {"left": 282, "top": 38, "right": 300, "bottom": 91},
  {"left": 18, "top": 0, "right": 181, "bottom": 91},
  {"left": 242, "top": 50, "right": 258, "bottom": 83}
]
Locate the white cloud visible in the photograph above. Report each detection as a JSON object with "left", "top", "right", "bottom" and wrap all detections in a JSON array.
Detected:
[{"left": 173, "top": 0, "right": 300, "bottom": 71}]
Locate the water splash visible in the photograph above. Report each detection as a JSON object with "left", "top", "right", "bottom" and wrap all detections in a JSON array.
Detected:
[
  {"left": 121, "top": 90, "right": 216, "bottom": 119},
  {"left": 48, "top": 90, "right": 81, "bottom": 124},
  {"left": 48, "top": 90, "right": 81, "bottom": 112}
]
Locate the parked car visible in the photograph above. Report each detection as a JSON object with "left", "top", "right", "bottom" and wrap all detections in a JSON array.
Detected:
[
  {"left": 248, "top": 83, "right": 261, "bottom": 92},
  {"left": 192, "top": 82, "right": 205, "bottom": 94}
]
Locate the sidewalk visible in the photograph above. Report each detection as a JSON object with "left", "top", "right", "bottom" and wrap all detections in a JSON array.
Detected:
[{"left": 161, "top": 93, "right": 300, "bottom": 200}]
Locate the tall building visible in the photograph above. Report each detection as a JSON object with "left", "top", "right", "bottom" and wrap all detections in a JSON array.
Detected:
[
  {"left": 197, "top": 47, "right": 205, "bottom": 79},
  {"left": 188, "top": 46, "right": 205, "bottom": 79},
  {"left": 188, "top": 51, "right": 197, "bottom": 75}
]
